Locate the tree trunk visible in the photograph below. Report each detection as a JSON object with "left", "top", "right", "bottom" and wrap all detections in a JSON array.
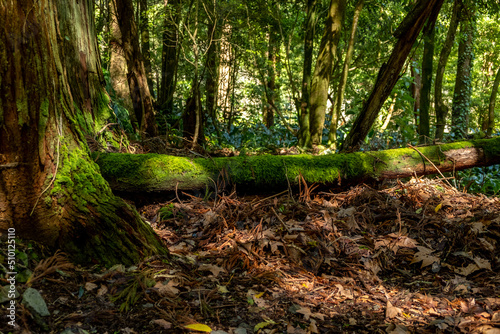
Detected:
[
  {"left": 0, "top": 0, "right": 166, "bottom": 266},
  {"left": 139, "top": 0, "right": 155, "bottom": 97},
  {"left": 95, "top": 137, "right": 500, "bottom": 193},
  {"left": 410, "top": 58, "right": 422, "bottom": 132},
  {"left": 264, "top": 29, "right": 279, "bottom": 128},
  {"left": 487, "top": 67, "right": 500, "bottom": 136},
  {"left": 114, "top": 0, "right": 159, "bottom": 137},
  {"left": 451, "top": 2, "right": 475, "bottom": 140},
  {"left": 340, "top": 0, "right": 444, "bottom": 152},
  {"left": 158, "top": 0, "right": 180, "bottom": 113},
  {"left": 109, "top": 0, "right": 135, "bottom": 124},
  {"left": 419, "top": 18, "right": 436, "bottom": 144},
  {"left": 205, "top": 19, "right": 221, "bottom": 133},
  {"left": 434, "top": 0, "right": 461, "bottom": 140},
  {"left": 308, "top": 0, "right": 347, "bottom": 146},
  {"left": 297, "top": 0, "right": 318, "bottom": 148},
  {"left": 328, "top": 0, "right": 364, "bottom": 149}
]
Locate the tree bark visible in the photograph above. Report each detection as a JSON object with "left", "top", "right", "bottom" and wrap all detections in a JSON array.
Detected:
[
  {"left": 328, "top": 0, "right": 364, "bottom": 149},
  {"left": 205, "top": 19, "right": 221, "bottom": 132},
  {"left": 158, "top": 0, "right": 180, "bottom": 113},
  {"left": 308, "top": 0, "right": 347, "bottom": 146},
  {"left": 95, "top": 137, "right": 500, "bottom": 193},
  {"left": 113, "top": 0, "right": 159, "bottom": 137},
  {"left": 340, "top": 0, "right": 444, "bottom": 152},
  {"left": 109, "top": 0, "right": 135, "bottom": 123},
  {"left": 451, "top": 2, "right": 475, "bottom": 140},
  {"left": 297, "top": 0, "right": 318, "bottom": 148},
  {"left": 410, "top": 58, "right": 422, "bottom": 132},
  {"left": 419, "top": 18, "right": 436, "bottom": 144},
  {"left": 487, "top": 67, "right": 500, "bottom": 136},
  {"left": 264, "top": 29, "right": 279, "bottom": 129},
  {"left": 139, "top": 0, "right": 155, "bottom": 97},
  {"left": 0, "top": 0, "right": 167, "bottom": 266},
  {"left": 434, "top": 0, "right": 461, "bottom": 140}
]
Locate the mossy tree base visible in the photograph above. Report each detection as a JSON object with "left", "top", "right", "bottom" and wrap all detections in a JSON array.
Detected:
[
  {"left": 95, "top": 137, "right": 500, "bottom": 193},
  {"left": 0, "top": 0, "right": 167, "bottom": 267}
]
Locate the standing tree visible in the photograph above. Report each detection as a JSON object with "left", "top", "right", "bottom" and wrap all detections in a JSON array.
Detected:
[
  {"left": 340, "top": 0, "right": 444, "bottom": 152},
  {"left": 158, "top": 0, "right": 180, "bottom": 113},
  {"left": 109, "top": 0, "right": 135, "bottom": 122},
  {"left": 419, "top": 17, "right": 436, "bottom": 144},
  {"left": 139, "top": 0, "right": 155, "bottom": 96},
  {"left": 308, "top": 0, "right": 347, "bottom": 146},
  {"left": 328, "top": 0, "right": 364, "bottom": 148},
  {"left": 0, "top": 0, "right": 166, "bottom": 265},
  {"left": 434, "top": 0, "right": 461, "bottom": 140},
  {"left": 114, "top": 0, "right": 159, "bottom": 137},
  {"left": 297, "top": 0, "right": 318, "bottom": 148},
  {"left": 487, "top": 67, "right": 500, "bottom": 135},
  {"left": 451, "top": 0, "right": 475, "bottom": 139}
]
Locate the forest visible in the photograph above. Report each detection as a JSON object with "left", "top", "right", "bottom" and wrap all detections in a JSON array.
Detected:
[{"left": 1, "top": 0, "right": 500, "bottom": 333}]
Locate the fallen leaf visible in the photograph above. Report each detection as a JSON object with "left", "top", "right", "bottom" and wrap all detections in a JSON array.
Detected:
[
  {"left": 152, "top": 319, "right": 172, "bottom": 329},
  {"left": 254, "top": 319, "right": 275, "bottom": 331},
  {"left": 84, "top": 282, "right": 97, "bottom": 291},
  {"left": 184, "top": 323, "right": 212, "bottom": 332},
  {"left": 156, "top": 280, "right": 179, "bottom": 296},
  {"left": 217, "top": 285, "right": 229, "bottom": 294},
  {"left": 198, "top": 264, "right": 225, "bottom": 276},
  {"left": 386, "top": 301, "right": 402, "bottom": 319},
  {"left": 411, "top": 246, "right": 440, "bottom": 268},
  {"left": 435, "top": 203, "right": 442, "bottom": 213},
  {"left": 386, "top": 323, "right": 410, "bottom": 333},
  {"left": 97, "top": 285, "right": 108, "bottom": 297}
]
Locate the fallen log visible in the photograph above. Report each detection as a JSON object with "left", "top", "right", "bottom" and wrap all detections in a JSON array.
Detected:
[{"left": 93, "top": 137, "right": 500, "bottom": 193}]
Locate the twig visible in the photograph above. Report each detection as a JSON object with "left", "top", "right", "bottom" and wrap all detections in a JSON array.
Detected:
[
  {"left": 271, "top": 207, "right": 290, "bottom": 233},
  {"left": 256, "top": 190, "right": 289, "bottom": 204},
  {"left": 175, "top": 182, "right": 183, "bottom": 205}
]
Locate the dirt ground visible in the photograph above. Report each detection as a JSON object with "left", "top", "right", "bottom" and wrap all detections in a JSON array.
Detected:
[{"left": 1, "top": 178, "right": 500, "bottom": 334}]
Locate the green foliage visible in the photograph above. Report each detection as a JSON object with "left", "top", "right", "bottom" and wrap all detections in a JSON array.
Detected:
[{"left": 458, "top": 164, "right": 500, "bottom": 195}]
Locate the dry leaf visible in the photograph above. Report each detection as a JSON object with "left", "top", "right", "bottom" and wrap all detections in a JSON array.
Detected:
[
  {"left": 156, "top": 280, "right": 180, "bottom": 296},
  {"left": 198, "top": 264, "right": 225, "bottom": 276},
  {"left": 84, "top": 282, "right": 97, "bottom": 291},
  {"left": 411, "top": 246, "right": 440, "bottom": 268},
  {"left": 386, "top": 301, "right": 402, "bottom": 319},
  {"left": 97, "top": 285, "right": 108, "bottom": 297},
  {"left": 152, "top": 319, "right": 172, "bottom": 329}
]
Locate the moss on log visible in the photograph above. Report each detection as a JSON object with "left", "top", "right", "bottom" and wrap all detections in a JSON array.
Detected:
[{"left": 94, "top": 137, "right": 500, "bottom": 192}]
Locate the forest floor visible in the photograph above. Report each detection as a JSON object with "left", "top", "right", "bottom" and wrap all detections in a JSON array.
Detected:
[{"left": 2, "top": 178, "right": 500, "bottom": 334}]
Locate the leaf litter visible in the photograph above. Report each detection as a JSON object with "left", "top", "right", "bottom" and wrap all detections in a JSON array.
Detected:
[{"left": 2, "top": 178, "right": 500, "bottom": 333}]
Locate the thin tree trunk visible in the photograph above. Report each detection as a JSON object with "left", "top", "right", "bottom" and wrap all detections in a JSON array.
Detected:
[
  {"left": 159, "top": 0, "right": 180, "bottom": 112},
  {"left": 487, "top": 67, "right": 500, "bottom": 136},
  {"left": 114, "top": 0, "right": 159, "bottom": 137},
  {"left": 435, "top": 0, "right": 461, "bottom": 140},
  {"left": 0, "top": 0, "right": 166, "bottom": 265},
  {"left": 419, "top": 18, "right": 436, "bottom": 144},
  {"left": 298, "top": 0, "right": 318, "bottom": 148},
  {"left": 410, "top": 58, "right": 422, "bottom": 132},
  {"left": 381, "top": 93, "right": 398, "bottom": 132},
  {"left": 340, "top": 0, "right": 444, "bottom": 152},
  {"left": 264, "top": 29, "right": 279, "bottom": 128},
  {"left": 139, "top": 0, "right": 155, "bottom": 97},
  {"left": 309, "top": 0, "right": 347, "bottom": 146},
  {"left": 205, "top": 19, "right": 221, "bottom": 134},
  {"left": 451, "top": 2, "right": 475, "bottom": 140},
  {"left": 328, "top": 0, "right": 364, "bottom": 149},
  {"left": 109, "top": 0, "right": 135, "bottom": 125}
]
